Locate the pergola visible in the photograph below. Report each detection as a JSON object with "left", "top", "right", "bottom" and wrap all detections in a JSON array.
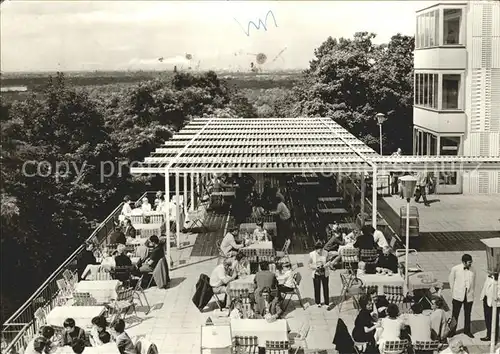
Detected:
[{"left": 130, "top": 117, "right": 500, "bottom": 260}]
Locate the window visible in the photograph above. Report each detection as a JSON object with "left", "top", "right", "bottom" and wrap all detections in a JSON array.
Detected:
[
  {"left": 416, "top": 10, "right": 439, "bottom": 49},
  {"left": 442, "top": 74, "right": 461, "bottom": 109},
  {"left": 415, "top": 73, "right": 438, "bottom": 109},
  {"left": 443, "top": 9, "right": 462, "bottom": 45},
  {"left": 439, "top": 136, "right": 460, "bottom": 185},
  {"left": 430, "top": 135, "right": 437, "bottom": 155}
]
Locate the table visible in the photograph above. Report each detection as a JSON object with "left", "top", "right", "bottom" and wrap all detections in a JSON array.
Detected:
[
  {"left": 55, "top": 343, "right": 120, "bottom": 354},
  {"left": 133, "top": 223, "right": 162, "bottom": 230},
  {"left": 228, "top": 275, "right": 256, "bottom": 292},
  {"left": 296, "top": 181, "right": 320, "bottom": 186},
  {"left": 317, "top": 204, "right": 349, "bottom": 215},
  {"left": 244, "top": 242, "right": 273, "bottom": 250},
  {"left": 74, "top": 280, "right": 121, "bottom": 303},
  {"left": 46, "top": 306, "right": 105, "bottom": 329},
  {"left": 201, "top": 325, "right": 232, "bottom": 354},
  {"left": 127, "top": 237, "right": 147, "bottom": 245},
  {"left": 231, "top": 319, "right": 288, "bottom": 346},
  {"left": 304, "top": 329, "right": 335, "bottom": 353},
  {"left": 318, "top": 196, "right": 343, "bottom": 203},
  {"left": 240, "top": 222, "right": 277, "bottom": 235},
  {"left": 358, "top": 274, "right": 405, "bottom": 295},
  {"left": 408, "top": 272, "right": 442, "bottom": 292}
]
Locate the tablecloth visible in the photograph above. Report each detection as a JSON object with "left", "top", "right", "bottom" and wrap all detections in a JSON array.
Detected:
[
  {"left": 358, "top": 274, "right": 405, "bottom": 295},
  {"left": 244, "top": 242, "right": 273, "bottom": 250},
  {"left": 74, "top": 280, "right": 121, "bottom": 303},
  {"left": 228, "top": 275, "right": 256, "bottom": 292},
  {"left": 201, "top": 325, "right": 232, "bottom": 349},
  {"left": 408, "top": 272, "right": 443, "bottom": 292},
  {"left": 46, "top": 306, "right": 105, "bottom": 329},
  {"left": 230, "top": 319, "right": 288, "bottom": 346}
]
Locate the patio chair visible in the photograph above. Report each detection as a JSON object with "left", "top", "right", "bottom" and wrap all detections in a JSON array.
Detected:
[
  {"left": 228, "top": 289, "right": 252, "bottom": 313},
  {"left": 72, "top": 292, "right": 96, "bottom": 306},
  {"left": 361, "top": 285, "right": 378, "bottom": 296},
  {"left": 186, "top": 208, "right": 207, "bottom": 231},
  {"left": 396, "top": 249, "right": 422, "bottom": 276},
  {"left": 259, "top": 248, "right": 276, "bottom": 264},
  {"left": 34, "top": 307, "right": 47, "bottom": 330},
  {"left": 216, "top": 240, "right": 231, "bottom": 265},
  {"left": 289, "top": 322, "right": 310, "bottom": 354},
  {"left": 282, "top": 272, "right": 304, "bottom": 310},
  {"left": 340, "top": 248, "right": 359, "bottom": 273},
  {"left": 413, "top": 339, "right": 440, "bottom": 354},
  {"left": 360, "top": 249, "right": 379, "bottom": 266},
  {"left": 112, "top": 266, "right": 133, "bottom": 287},
  {"left": 233, "top": 336, "right": 258, "bottom": 354},
  {"left": 62, "top": 269, "right": 77, "bottom": 288},
  {"left": 339, "top": 273, "right": 364, "bottom": 312},
  {"left": 56, "top": 279, "right": 73, "bottom": 302},
  {"left": 109, "top": 288, "right": 136, "bottom": 321},
  {"left": 275, "top": 239, "right": 291, "bottom": 265},
  {"left": 132, "top": 276, "right": 151, "bottom": 315},
  {"left": 381, "top": 339, "right": 409, "bottom": 354},
  {"left": 265, "top": 340, "right": 290, "bottom": 354}
]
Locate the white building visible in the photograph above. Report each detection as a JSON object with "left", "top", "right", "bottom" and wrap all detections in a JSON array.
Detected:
[{"left": 413, "top": 0, "right": 500, "bottom": 194}]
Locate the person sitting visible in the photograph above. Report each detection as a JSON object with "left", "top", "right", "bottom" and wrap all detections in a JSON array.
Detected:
[
  {"left": 71, "top": 339, "right": 85, "bottom": 354},
  {"left": 141, "top": 197, "right": 152, "bottom": 213},
  {"left": 154, "top": 191, "right": 164, "bottom": 211},
  {"left": 430, "top": 297, "right": 449, "bottom": 341},
  {"left": 26, "top": 326, "right": 57, "bottom": 354},
  {"left": 253, "top": 287, "right": 283, "bottom": 321},
  {"left": 98, "top": 332, "right": 111, "bottom": 344},
  {"left": 373, "top": 228, "right": 389, "bottom": 249},
  {"left": 352, "top": 295, "right": 379, "bottom": 352},
  {"left": 108, "top": 226, "right": 126, "bottom": 245},
  {"left": 354, "top": 225, "right": 377, "bottom": 250},
  {"left": 439, "top": 338, "right": 469, "bottom": 354},
  {"left": 220, "top": 227, "right": 243, "bottom": 257},
  {"left": 229, "top": 298, "right": 244, "bottom": 319},
  {"left": 276, "top": 261, "right": 295, "bottom": 294},
  {"left": 114, "top": 244, "right": 133, "bottom": 268},
  {"left": 368, "top": 288, "right": 390, "bottom": 320},
  {"left": 376, "top": 246, "right": 399, "bottom": 274},
  {"left": 136, "top": 235, "right": 163, "bottom": 274},
  {"left": 252, "top": 220, "right": 269, "bottom": 242},
  {"left": 60, "top": 318, "right": 86, "bottom": 347},
  {"left": 120, "top": 196, "right": 133, "bottom": 222},
  {"left": 76, "top": 241, "right": 97, "bottom": 280},
  {"left": 405, "top": 303, "right": 432, "bottom": 344},
  {"left": 251, "top": 198, "right": 266, "bottom": 220},
  {"left": 90, "top": 316, "right": 110, "bottom": 347},
  {"left": 110, "top": 319, "right": 136, "bottom": 354},
  {"left": 210, "top": 259, "right": 237, "bottom": 308},
  {"left": 123, "top": 219, "right": 136, "bottom": 239},
  {"left": 357, "top": 261, "right": 367, "bottom": 277},
  {"left": 232, "top": 252, "right": 250, "bottom": 278},
  {"left": 254, "top": 261, "right": 279, "bottom": 299},
  {"left": 376, "top": 304, "right": 404, "bottom": 353}
]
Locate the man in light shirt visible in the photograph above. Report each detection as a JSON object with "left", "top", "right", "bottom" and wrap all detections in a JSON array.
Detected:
[
  {"left": 480, "top": 271, "right": 500, "bottom": 342},
  {"left": 373, "top": 229, "right": 388, "bottom": 249},
  {"left": 448, "top": 254, "right": 476, "bottom": 338},
  {"left": 414, "top": 172, "right": 430, "bottom": 207},
  {"left": 209, "top": 259, "right": 236, "bottom": 308},
  {"left": 268, "top": 194, "right": 292, "bottom": 249},
  {"left": 220, "top": 227, "right": 243, "bottom": 257},
  {"left": 405, "top": 303, "right": 432, "bottom": 344},
  {"left": 141, "top": 197, "right": 152, "bottom": 212}
]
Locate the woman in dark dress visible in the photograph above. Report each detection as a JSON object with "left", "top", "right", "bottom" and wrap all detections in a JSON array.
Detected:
[
  {"left": 76, "top": 241, "right": 98, "bottom": 280},
  {"left": 352, "top": 295, "right": 379, "bottom": 353}
]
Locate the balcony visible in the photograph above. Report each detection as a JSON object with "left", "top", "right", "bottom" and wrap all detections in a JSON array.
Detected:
[
  {"left": 414, "top": 106, "right": 466, "bottom": 134},
  {"left": 414, "top": 46, "right": 467, "bottom": 70}
]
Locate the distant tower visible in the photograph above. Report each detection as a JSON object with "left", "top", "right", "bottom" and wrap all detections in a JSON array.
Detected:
[{"left": 174, "top": 66, "right": 177, "bottom": 73}]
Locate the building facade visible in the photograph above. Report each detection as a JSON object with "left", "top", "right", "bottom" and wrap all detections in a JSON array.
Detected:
[{"left": 413, "top": 1, "right": 500, "bottom": 194}]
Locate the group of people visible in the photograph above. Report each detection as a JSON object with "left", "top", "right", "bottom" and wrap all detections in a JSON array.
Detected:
[{"left": 26, "top": 318, "right": 136, "bottom": 354}]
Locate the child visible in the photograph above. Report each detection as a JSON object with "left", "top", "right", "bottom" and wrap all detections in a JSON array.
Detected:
[
  {"left": 229, "top": 299, "right": 244, "bottom": 319},
  {"left": 357, "top": 261, "right": 366, "bottom": 277}
]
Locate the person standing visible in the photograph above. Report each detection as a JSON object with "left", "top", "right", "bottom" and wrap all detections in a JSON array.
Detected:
[
  {"left": 268, "top": 194, "right": 292, "bottom": 250},
  {"left": 308, "top": 241, "right": 332, "bottom": 308},
  {"left": 414, "top": 171, "right": 430, "bottom": 206},
  {"left": 480, "top": 271, "right": 500, "bottom": 342},
  {"left": 448, "top": 254, "right": 476, "bottom": 338}
]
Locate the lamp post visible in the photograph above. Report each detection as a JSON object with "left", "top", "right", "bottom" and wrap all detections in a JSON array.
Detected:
[
  {"left": 376, "top": 113, "right": 386, "bottom": 155},
  {"left": 399, "top": 175, "right": 417, "bottom": 289},
  {"left": 480, "top": 238, "right": 500, "bottom": 354}
]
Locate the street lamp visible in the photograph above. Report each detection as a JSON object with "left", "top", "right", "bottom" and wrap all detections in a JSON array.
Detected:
[
  {"left": 376, "top": 113, "right": 386, "bottom": 155},
  {"left": 399, "top": 175, "right": 417, "bottom": 289},
  {"left": 481, "top": 237, "right": 500, "bottom": 354}
]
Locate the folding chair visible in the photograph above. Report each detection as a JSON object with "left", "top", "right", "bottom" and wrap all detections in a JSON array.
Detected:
[
  {"left": 258, "top": 248, "right": 276, "bottom": 264},
  {"left": 275, "top": 239, "right": 291, "bottom": 265},
  {"left": 132, "top": 276, "right": 151, "bottom": 315},
  {"left": 186, "top": 208, "right": 207, "bottom": 231},
  {"left": 112, "top": 266, "right": 133, "bottom": 287},
  {"left": 72, "top": 292, "right": 96, "bottom": 306},
  {"left": 339, "top": 273, "right": 364, "bottom": 312},
  {"left": 396, "top": 249, "right": 422, "bottom": 276},
  {"left": 108, "top": 288, "right": 136, "bottom": 321},
  {"left": 381, "top": 339, "right": 408, "bottom": 354},
  {"left": 340, "top": 248, "right": 359, "bottom": 273},
  {"left": 361, "top": 285, "right": 378, "bottom": 296},
  {"left": 216, "top": 240, "right": 232, "bottom": 265},
  {"left": 62, "top": 269, "right": 77, "bottom": 288},
  {"left": 360, "top": 249, "right": 379, "bottom": 266},
  {"left": 282, "top": 272, "right": 304, "bottom": 310},
  {"left": 413, "top": 340, "right": 440, "bottom": 354},
  {"left": 265, "top": 340, "right": 290, "bottom": 354},
  {"left": 383, "top": 285, "right": 406, "bottom": 311},
  {"left": 290, "top": 322, "right": 310, "bottom": 354},
  {"left": 56, "top": 279, "right": 73, "bottom": 301},
  {"left": 233, "top": 336, "right": 259, "bottom": 354},
  {"left": 34, "top": 307, "right": 47, "bottom": 330}
]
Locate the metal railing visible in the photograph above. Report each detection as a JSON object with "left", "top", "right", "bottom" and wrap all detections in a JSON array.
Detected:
[{"left": 0, "top": 191, "right": 154, "bottom": 353}]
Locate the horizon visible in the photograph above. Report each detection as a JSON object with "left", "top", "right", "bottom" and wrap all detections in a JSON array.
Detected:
[{"left": 0, "top": 0, "right": 430, "bottom": 73}]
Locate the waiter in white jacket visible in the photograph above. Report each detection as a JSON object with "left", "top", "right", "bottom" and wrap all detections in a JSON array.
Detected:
[
  {"left": 480, "top": 271, "right": 500, "bottom": 342},
  {"left": 448, "top": 254, "right": 476, "bottom": 338}
]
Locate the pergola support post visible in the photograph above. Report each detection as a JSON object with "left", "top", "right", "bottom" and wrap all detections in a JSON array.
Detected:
[
  {"left": 196, "top": 173, "right": 200, "bottom": 204},
  {"left": 360, "top": 172, "right": 365, "bottom": 225},
  {"left": 190, "top": 173, "right": 195, "bottom": 211},
  {"left": 372, "top": 165, "right": 378, "bottom": 229},
  {"left": 183, "top": 173, "right": 188, "bottom": 214},
  {"left": 175, "top": 172, "right": 181, "bottom": 248},
  {"left": 165, "top": 168, "right": 171, "bottom": 267}
]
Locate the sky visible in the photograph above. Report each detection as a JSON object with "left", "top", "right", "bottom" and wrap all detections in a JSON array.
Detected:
[{"left": 0, "top": 0, "right": 428, "bottom": 72}]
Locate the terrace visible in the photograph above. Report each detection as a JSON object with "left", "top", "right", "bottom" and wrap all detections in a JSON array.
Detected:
[{"left": 2, "top": 117, "right": 500, "bottom": 354}]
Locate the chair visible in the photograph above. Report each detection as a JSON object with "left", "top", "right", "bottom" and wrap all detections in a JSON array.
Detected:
[
  {"left": 56, "top": 279, "right": 73, "bottom": 302},
  {"left": 360, "top": 249, "right": 379, "bottom": 266},
  {"left": 259, "top": 248, "right": 276, "bottom": 263},
  {"left": 216, "top": 240, "right": 230, "bottom": 265},
  {"left": 339, "top": 273, "right": 364, "bottom": 311},
  {"left": 112, "top": 266, "right": 133, "bottom": 287},
  {"left": 340, "top": 248, "right": 359, "bottom": 272},
  {"left": 186, "top": 208, "right": 207, "bottom": 231},
  {"left": 282, "top": 272, "right": 304, "bottom": 310},
  {"left": 383, "top": 285, "right": 405, "bottom": 305},
  {"left": 275, "top": 239, "right": 291, "bottom": 264},
  {"left": 361, "top": 285, "right": 378, "bottom": 296},
  {"left": 413, "top": 340, "right": 440, "bottom": 354},
  {"left": 109, "top": 288, "right": 136, "bottom": 321},
  {"left": 132, "top": 276, "right": 151, "bottom": 315},
  {"left": 290, "top": 322, "right": 310, "bottom": 354},
  {"left": 265, "top": 340, "right": 290, "bottom": 354},
  {"left": 396, "top": 249, "right": 422, "bottom": 276},
  {"left": 62, "top": 270, "right": 77, "bottom": 288},
  {"left": 381, "top": 339, "right": 408, "bottom": 354},
  {"left": 72, "top": 292, "right": 96, "bottom": 306},
  {"left": 233, "top": 336, "right": 259, "bottom": 354},
  {"left": 34, "top": 307, "right": 47, "bottom": 330}
]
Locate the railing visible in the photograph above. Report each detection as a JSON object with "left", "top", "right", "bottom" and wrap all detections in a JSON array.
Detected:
[{"left": 0, "top": 191, "right": 153, "bottom": 353}]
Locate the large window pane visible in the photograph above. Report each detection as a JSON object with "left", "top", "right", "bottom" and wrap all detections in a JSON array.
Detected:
[
  {"left": 435, "top": 10, "right": 440, "bottom": 46},
  {"left": 419, "top": 16, "right": 425, "bottom": 48},
  {"left": 416, "top": 15, "right": 421, "bottom": 48},
  {"left": 432, "top": 74, "right": 438, "bottom": 109},
  {"left": 430, "top": 135, "right": 437, "bottom": 155},
  {"left": 429, "top": 11, "right": 435, "bottom": 46},
  {"left": 442, "top": 74, "right": 461, "bottom": 109},
  {"left": 443, "top": 9, "right": 462, "bottom": 45},
  {"left": 423, "top": 74, "right": 429, "bottom": 106},
  {"left": 439, "top": 136, "right": 460, "bottom": 185},
  {"left": 429, "top": 74, "right": 434, "bottom": 108}
]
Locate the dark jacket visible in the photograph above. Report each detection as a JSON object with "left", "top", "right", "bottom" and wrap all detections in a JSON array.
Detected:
[
  {"left": 115, "top": 254, "right": 133, "bottom": 268},
  {"left": 76, "top": 250, "right": 97, "bottom": 280},
  {"left": 148, "top": 245, "right": 164, "bottom": 269},
  {"left": 333, "top": 318, "right": 356, "bottom": 354},
  {"left": 61, "top": 326, "right": 87, "bottom": 347},
  {"left": 377, "top": 253, "right": 399, "bottom": 273},
  {"left": 374, "top": 296, "right": 390, "bottom": 318},
  {"left": 253, "top": 297, "right": 282, "bottom": 318},
  {"left": 354, "top": 234, "right": 377, "bottom": 250},
  {"left": 192, "top": 274, "right": 214, "bottom": 311},
  {"left": 254, "top": 270, "right": 278, "bottom": 291},
  {"left": 123, "top": 225, "right": 136, "bottom": 239},
  {"left": 109, "top": 230, "right": 126, "bottom": 245}
]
